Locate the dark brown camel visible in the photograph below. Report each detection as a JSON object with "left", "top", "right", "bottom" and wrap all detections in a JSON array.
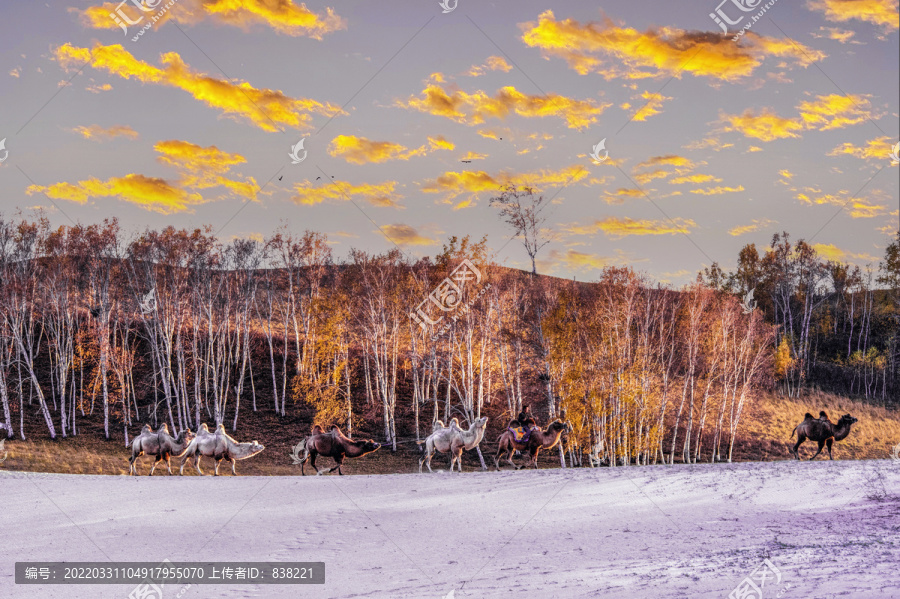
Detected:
[
  {"left": 295, "top": 425, "right": 381, "bottom": 475},
  {"left": 129, "top": 423, "right": 195, "bottom": 475},
  {"left": 494, "top": 420, "right": 569, "bottom": 470},
  {"left": 790, "top": 413, "right": 858, "bottom": 460}
]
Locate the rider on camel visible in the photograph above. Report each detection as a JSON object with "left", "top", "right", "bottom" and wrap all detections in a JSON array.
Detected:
[{"left": 509, "top": 404, "right": 537, "bottom": 441}]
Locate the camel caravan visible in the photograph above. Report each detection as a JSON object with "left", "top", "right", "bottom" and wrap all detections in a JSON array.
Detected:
[
  {"left": 128, "top": 404, "right": 860, "bottom": 476},
  {"left": 128, "top": 422, "right": 264, "bottom": 476}
]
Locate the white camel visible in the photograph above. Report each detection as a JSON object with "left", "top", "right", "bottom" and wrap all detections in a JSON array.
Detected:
[
  {"left": 179, "top": 423, "right": 265, "bottom": 476},
  {"left": 419, "top": 416, "right": 488, "bottom": 473}
]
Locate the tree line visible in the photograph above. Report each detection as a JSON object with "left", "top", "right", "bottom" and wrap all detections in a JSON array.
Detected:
[{"left": 0, "top": 214, "right": 896, "bottom": 466}]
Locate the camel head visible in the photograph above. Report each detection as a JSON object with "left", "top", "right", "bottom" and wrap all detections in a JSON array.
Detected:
[
  {"left": 547, "top": 420, "right": 569, "bottom": 434},
  {"left": 233, "top": 440, "right": 265, "bottom": 460},
  {"left": 359, "top": 439, "right": 381, "bottom": 456},
  {"left": 838, "top": 414, "right": 858, "bottom": 426},
  {"left": 474, "top": 416, "right": 489, "bottom": 429},
  {"left": 176, "top": 429, "right": 196, "bottom": 444}
]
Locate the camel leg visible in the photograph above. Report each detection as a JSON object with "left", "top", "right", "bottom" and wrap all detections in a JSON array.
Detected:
[
  {"left": 809, "top": 440, "right": 826, "bottom": 460},
  {"left": 791, "top": 435, "right": 806, "bottom": 460},
  {"left": 826, "top": 438, "right": 834, "bottom": 460},
  {"left": 164, "top": 455, "right": 173, "bottom": 475},
  {"left": 214, "top": 458, "right": 222, "bottom": 476},
  {"left": 323, "top": 455, "right": 344, "bottom": 475},
  {"left": 150, "top": 457, "right": 162, "bottom": 476},
  {"left": 418, "top": 451, "right": 430, "bottom": 474},
  {"left": 229, "top": 457, "right": 237, "bottom": 475},
  {"left": 195, "top": 455, "right": 204, "bottom": 476},
  {"left": 451, "top": 447, "right": 463, "bottom": 473},
  {"left": 179, "top": 455, "right": 189, "bottom": 475},
  {"left": 129, "top": 452, "right": 141, "bottom": 476},
  {"left": 308, "top": 453, "right": 320, "bottom": 475}
]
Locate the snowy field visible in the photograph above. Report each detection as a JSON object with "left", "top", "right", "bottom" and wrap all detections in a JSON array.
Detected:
[{"left": 2, "top": 459, "right": 899, "bottom": 599}]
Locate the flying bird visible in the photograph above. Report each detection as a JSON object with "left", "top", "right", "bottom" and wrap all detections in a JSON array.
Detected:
[
  {"left": 316, "top": 176, "right": 321, "bottom": 180},
  {"left": 460, "top": 160, "right": 472, "bottom": 164},
  {"left": 278, "top": 176, "right": 283, "bottom": 181}
]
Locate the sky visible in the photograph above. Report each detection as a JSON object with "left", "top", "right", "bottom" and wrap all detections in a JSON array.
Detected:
[{"left": 0, "top": 0, "right": 897, "bottom": 284}]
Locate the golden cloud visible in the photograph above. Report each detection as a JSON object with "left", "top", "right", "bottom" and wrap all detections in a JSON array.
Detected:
[
  {"left": 565, "top": 216, "right": 696, "bottom": 238},
  {"left": 466, "top": 55, "right": 514, "bottom": 76},
  {"left": 382, "top": 224, "right": 438, "bottom": 246},
  {"left": 460, "top": 151, "right": 489, "bottom": 161},
  {"left": 811, "top": 242, "right": 878, "bottom": 262},
  {"left": 721, "top": 94, "right": 880, "bottom": 142},
  {"left": 420, "top": 165, "right": 588, "bottom": 209},
  {"left": 721, "top": 108, "right": 804, "bottom": 141},
  {"left": 630, "top": 91, "right": 672, "bottom": 122},
  {"left": 728, "top": 218, "right": 777, "bottom": 236},
  {"left": 155, "top": 139, "right": 258, "bottom": 197},
  {"left": 27, "top": 174, "right": 204, "bottom": 214},
  {"left": 689, "top": 185, "right": 745, "bottom": 195},
  {"left": 669, "top": 173, "right": 722, "bottom": 184},
  {"left": 396, "top": 83, "right": 610, "bottom": 130},
  {"left": 328, "top": 135, "right": 426, "bottom": 164},
  {"left": 292, "top": 180, "right": 401, "bottom": 208},
  {"left": 78, "top": 0, "right": 346, "bottom": 39},
  {"left": 26, "top": 140, "right": 258, "bottom": 213},
  {"left": 810, "top": 26, "right": 858, "bottom": 43},
  {"left": 70, "top": 124, "right": 139, "bottom": 141},
  {"left": 636, "top": 155, "right": 696, "bottom": 169},
  {"left": 798, "top": 94, "right": 877, "bottom": 130},
  {"left": 828, "top": 135, "right": 895, "bottom": 160},
  {"left": 633, "top": 169, "right": 671, "bottom": 185},
  {"left": 428, "top": 135, "right": 455, "bottom": 151},
  {"left": 54, "top": 43, "right": 344, "bottom": 132},
  {"left": 519, "top": 11, "right": 825, "bottom": 81},
  {"left": 796, "top": 190, "right": 888, "bottom": 218},
  {"left": 807, "top": 0, "right": 899, "bottom": 31}
]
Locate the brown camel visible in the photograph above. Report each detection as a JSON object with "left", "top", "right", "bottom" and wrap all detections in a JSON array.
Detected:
[
  {"left": 294, "top": 425, "right": 381, "bottom": 475},
  {"left": 494, "top": 420, "right": 569, "bottom": 470},
  {"left": 179, "top": 423, "right": 265, "bottom": 475},
  {"left": 129, "top": 423, "right": 194, "bottom": 476},
  {"left": 790, "top": 412, "right": 858, "bottom": 460}
]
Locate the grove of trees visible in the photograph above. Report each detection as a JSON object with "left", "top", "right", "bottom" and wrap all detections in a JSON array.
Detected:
[{"left": 0, "top": 213, "right": 897, "bottom": 467}]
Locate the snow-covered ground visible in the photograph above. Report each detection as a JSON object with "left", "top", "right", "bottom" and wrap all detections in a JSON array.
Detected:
[{"left": 2, "top": 459, "right": 899, "bottom": 599}]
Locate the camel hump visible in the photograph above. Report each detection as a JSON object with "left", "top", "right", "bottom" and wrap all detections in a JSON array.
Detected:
[
  {"left": 312, "top": 425, "right": 324, "bottom": 435},
  {"left": 449, "top": 417, "right": 460, "bottom": 428},
  {"left": 819, "top": 411, "right": 829, "bottom": 419},
  {"left": 431, "top": 420, "right": 445, "bottom": 432},
  {"left": 804, "top": 413, "right": 814, "bottom": 420},
  {"left": 329, "top": 425, "right": 345, "bottom": 438}
]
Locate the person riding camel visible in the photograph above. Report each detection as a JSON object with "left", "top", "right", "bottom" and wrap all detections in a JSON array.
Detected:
[{"left": 509, "top": 404, "right": 537, "bottom": 442}]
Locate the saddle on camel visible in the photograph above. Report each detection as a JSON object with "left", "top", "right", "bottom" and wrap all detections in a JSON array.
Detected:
[{"left": 508, "top": 405, "right": 537, "bottom": 443}]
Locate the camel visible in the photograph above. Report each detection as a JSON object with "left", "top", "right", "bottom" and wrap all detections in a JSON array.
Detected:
[
  {"left": 128, "top": 423, "right": 194, "bottom": 476},
  {"left": 294, "top": 425, "right": 380, "bottom": 475},
  {"left": 790, "top": 412, "right": 858, "bottom": 460},
  {"left": 419, "top": 416, "right": 489, "bottom": 473},
  {"left": 179, "top": 423, "right": 265, "bottom": 475},
  {"left": 494, "top": 420, "right": 569, "bottom": 470}
]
